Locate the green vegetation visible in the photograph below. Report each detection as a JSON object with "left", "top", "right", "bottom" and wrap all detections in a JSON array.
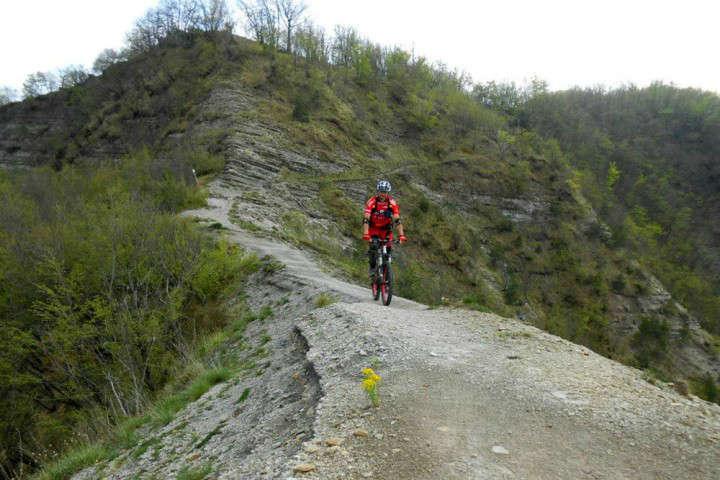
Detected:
[
  {"left": 0, "top": 153, "right": 258, "bottom": 477},
  {"left": 237, "top": 387, "right": 251, "bottom": 404},
  {"left": 520, "top": 84, "right": 720, "bottom": 336},
  {"left": 176, "top": 463, "right": 213, "bottom": 480},
  {"left": 314, "top": 292, "right": 336, "bottom": 308}
]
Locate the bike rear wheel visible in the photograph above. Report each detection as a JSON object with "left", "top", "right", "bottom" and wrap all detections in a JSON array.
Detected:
[
  {"left": 381, "top": 263, "right": 393, "bottom": 306},
  {"left": 372, "top": 273, "right": 380, "bottom": 300}
]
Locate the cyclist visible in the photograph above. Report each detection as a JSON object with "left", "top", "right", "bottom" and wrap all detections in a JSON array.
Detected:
[{"left": 362, "top": 180, "right": 407, "bottom": 277}]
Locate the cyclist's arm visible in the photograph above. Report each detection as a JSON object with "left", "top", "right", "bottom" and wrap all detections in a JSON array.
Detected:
[
  {"left": 390, "top": 200, "right": 405, "bottom": 238},
  {"left": 393, "top": 213, "right": 405, "bottom": 238},
  {"left": 363, "top": 212, "right": 371, "bottom": 237},
  {"left": 363, "top": 198, "right": 375, "bottom": 238}
]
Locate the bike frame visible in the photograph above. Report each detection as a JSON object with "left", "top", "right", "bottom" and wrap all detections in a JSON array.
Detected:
[{"left": 370, "top": 237, "right": 397, "bottom": 305}]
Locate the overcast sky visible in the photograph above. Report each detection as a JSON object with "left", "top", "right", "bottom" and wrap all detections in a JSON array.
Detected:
[{"left": 2, "top": 0, "right": 719, "bottom": 95}]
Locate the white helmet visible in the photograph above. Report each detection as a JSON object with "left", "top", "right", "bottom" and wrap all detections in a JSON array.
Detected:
[{"left": 376, "top": 180, "right": 391, "bottom": 193}]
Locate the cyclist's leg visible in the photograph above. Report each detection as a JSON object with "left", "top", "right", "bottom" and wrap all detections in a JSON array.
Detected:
[{"left": 367, "top": 232, "right": 380, "bottom": 276}]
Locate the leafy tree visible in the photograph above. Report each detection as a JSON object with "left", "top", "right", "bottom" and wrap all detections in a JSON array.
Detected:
[
  {"left": 22, "top": 71, "right": 58, "bottom": 98},
  {"left": 276, "top": 0, "right": 306, "bottom": 54},
  {"left": 92, "top": 48, "right": 123, "bottom": 73},
  {"left": 237, "top": 0, "right": 280, "bottom": 48},
  {"left": 0, "top": 86, "right": 18, "bottom": 105},
  {"left": 58, "top": 65, "right": 90, "bottom": 88}
]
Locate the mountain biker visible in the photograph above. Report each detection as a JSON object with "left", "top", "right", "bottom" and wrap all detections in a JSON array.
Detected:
[{"left": 362, "top": 180, "right": 407, "bottom": 277}]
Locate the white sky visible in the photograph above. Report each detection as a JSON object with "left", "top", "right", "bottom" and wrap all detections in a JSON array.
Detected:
[{"left": 2, "top": 0, "right": 719, "bottom": 95}]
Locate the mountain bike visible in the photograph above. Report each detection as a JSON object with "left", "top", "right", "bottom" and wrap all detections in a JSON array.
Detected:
[{"left": 370, "top": 238, "right": 398, "bottom": 306}]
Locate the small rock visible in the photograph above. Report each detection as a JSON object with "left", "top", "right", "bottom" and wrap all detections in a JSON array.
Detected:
[
  {"left": 361, "top": 473, "right": 373, "bottom": 478},
  {"left": 304, "top": 445, "right": 319, "bottom": 454},
  {"left": 353, "top": 429, "right": 369, "bottom": 437},
  {"left": 325, "top": 437, "right": 344, "bottom": 447},
  {"left": 492, "top": 445, "right": 509, "bottom": 455},
  {"left": 293, "top": 463, "right": 316, "bottom": 473}
]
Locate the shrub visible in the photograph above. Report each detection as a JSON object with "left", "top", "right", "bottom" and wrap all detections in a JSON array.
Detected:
[{"left": 633, "top": 316, "right": 670, "bottom": 368}]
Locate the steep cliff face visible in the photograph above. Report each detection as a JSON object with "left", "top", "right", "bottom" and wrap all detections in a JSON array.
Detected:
[{"left": 1, "top": 35, "right": 717, "bottom": 388}]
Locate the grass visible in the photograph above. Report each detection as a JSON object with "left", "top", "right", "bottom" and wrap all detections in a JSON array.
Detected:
[
  {"left": 236, "top": 388, "right": 251, "bottom": 404},
  {"left": 131, "top": 436, "right": 162, "bottom": 460},
  {"left": 315, "top": 292, "right": 336, "bottom": 308},
  {"left": 194, "top": 421, "right": 226, "bottom": 450},
  {"left": 150, "top": 366, "right": 233, "bottom": 427},
  {"left": 258, "top": 305, "right": 273, "bottom": 320},
  {"left": 177, "top": 463, "right": 213, "bottom": 480},
  {"left": 35, "top": 445, "right": 109, "bottom": 480},
  {"left": 261, "top": 256, "right": 286, "bottom": 274}
]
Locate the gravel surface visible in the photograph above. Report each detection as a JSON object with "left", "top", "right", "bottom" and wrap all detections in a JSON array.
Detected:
[{"left": 293, "top": 303, "right": 720, "bottom": 479}]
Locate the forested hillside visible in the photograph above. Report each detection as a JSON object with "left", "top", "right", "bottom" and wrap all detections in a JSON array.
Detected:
[
  {"left": 519, "top": 85, "right": 720, "bottom": 335},
  {"left": 0, "top": 0, "right": 718, "bottom": 477}
]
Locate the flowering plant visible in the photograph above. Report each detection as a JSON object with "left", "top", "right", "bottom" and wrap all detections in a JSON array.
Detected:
[{"left": 361, "top": 367, "right": 381, "bottom": 407}]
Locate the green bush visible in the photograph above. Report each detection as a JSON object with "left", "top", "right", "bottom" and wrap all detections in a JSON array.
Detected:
[
  {"left": 0, "top": 156, "right": 257, "bottom": 477},
  {"left": 633, "top": 316, "right": 670, "bottom": 368}
]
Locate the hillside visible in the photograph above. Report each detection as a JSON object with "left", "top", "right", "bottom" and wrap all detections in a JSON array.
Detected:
[
  {"left": 520, "top": 85, "right": 720, "bottom": 335},
  {"left": 0, "top": 28, "right": 719, "bottom": 478}
]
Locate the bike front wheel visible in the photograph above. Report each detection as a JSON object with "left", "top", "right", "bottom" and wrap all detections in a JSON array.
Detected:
[
  {"left": 372, "top": 273, "right": 380, "bottom": 301},
  {"left": 381, "top": 264, "right": 393, "bottom": 306}
]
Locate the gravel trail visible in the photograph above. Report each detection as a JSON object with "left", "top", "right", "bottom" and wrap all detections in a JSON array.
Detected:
[
  {"left": 293, "top": 303, "right": 720, "bottom": 480},
  {"left": 186, "top": 195, "right": 424, "bottom": 311}
]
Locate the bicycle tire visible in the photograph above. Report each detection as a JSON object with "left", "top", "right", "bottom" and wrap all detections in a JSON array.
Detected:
[
  {"left": 372, "top": 271, "right": 381, "bottom": 300},
  {"left": 381, "top": 263, "right": 393, "bottom": 306}
]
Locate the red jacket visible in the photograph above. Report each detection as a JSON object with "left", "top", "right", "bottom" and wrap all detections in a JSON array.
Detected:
[{"left": 364, "top": 195, "right": 400, "bottom": 230}]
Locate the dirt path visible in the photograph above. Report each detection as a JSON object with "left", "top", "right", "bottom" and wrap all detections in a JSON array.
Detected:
[
  {"left": 186, "top": 195, "right": 424, "bottom": 311},
  {"left": 294, "top": 303, "right": 720, "bottom": 480}
]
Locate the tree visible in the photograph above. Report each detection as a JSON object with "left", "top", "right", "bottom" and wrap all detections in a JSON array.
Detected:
[
  {"left": 331, "top": 25, "right": 361, "bottom": 68},
  {"left": 0, "top": 86, "right": 18, "bottom": 105},
  {"left": 276, "top": 0, "right": 306, "bottom": 54},
  {"left": 126, "top": 0, "right": 233, "bottom": 53},
  {"left": 237, "top": 0, "right": 280, "bottom": 48},
  {"left": 92, "top": 48, "right": 123, "bottom": 73},
  {"left": 292, "top": 22, "right": 328, "bottom": 63},
  {"left": 22, "top": 71, "right": 58, "bottom": 98},
  {"left": 58, "top": 65, "right": 90, "bottom": 88},
  {"left": 200, "top": 0, "right": 235, "bottom": 32}
]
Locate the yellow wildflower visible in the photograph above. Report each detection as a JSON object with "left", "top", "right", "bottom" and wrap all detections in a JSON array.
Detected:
[{"left": 360, "top": 366, "right": 381, "bottom": 407}]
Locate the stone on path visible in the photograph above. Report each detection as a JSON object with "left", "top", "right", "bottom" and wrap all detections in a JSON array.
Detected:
[{"left": 293, "top": 463, "right": 316, "bottom": 473}]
